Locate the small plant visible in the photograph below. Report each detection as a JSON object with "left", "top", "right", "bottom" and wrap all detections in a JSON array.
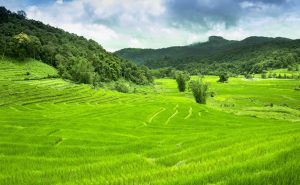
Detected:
[
  {"left": 189, "top": 79, "right": 208, "bottom": 104},
  {"left": 47, "top": 74, "right": 59, "bottom": 79},
  {"left": 217, "top": 73, "right": 228, "bottom": 83},
  {"left": 114, "top": 81, "right": 130, "bottom": 93},
  {"left": 26, "top": 71, "right": 31, "bottom": 76},
  {"left": 244, "top": 74, "right": 253, "bottom": 79},
  {"left": 268, "top": 73, "right": 272, "bottom": 78}
]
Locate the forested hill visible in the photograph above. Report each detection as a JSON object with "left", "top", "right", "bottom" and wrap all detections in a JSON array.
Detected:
[
  {"left": 0, "top": 7, "right": 152, "bottom": 85},
  {"left": 115, "top": 36, "right": 300, "bottom": 75}
]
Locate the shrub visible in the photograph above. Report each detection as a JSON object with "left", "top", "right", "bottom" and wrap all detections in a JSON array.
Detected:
[
  {"left": 265, "top": 103, "right": 274, "bottom": 107},
  {"left": 175, "top": 72, "right": 190, "bottom": 92},
  {"left": 244, "top": 74, "right": 253, "bottom": 79},
  {"left": 268, "top": 73, "right": 272, "bottom": 78},
  {"left": 217, "top": 73, "right": 228, "bottom": 83},
  {"left": 189, "top": 79, "right": 208, "bottom": 104},
  {"left": 47, "top": 74, "right": 59, "bottom": 78},
  {"left": 261, "top": 73, "right": 267, "bottom": 79},
  {"left": 114, "top": 81, "right": 130, "bottom": 93}
]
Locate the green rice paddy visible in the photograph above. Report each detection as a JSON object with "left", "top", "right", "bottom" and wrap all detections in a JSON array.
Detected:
[{"left": 0, "top": 59, "right": 299, "bottom": 185}]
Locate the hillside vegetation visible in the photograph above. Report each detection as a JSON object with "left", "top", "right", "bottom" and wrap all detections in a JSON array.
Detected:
[
  {"left": 0, "top": 7, "right": 152, "bottom": 85},
  {"left": 1, "top": 58, "right": 299, "bottom": 184},
  {"left": 115, "top": 36, "right": 300, "bottom": 75}
]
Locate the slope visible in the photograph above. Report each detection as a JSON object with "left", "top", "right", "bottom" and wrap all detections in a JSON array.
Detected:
[
  {"left": 0, "top": 7, "right": 152, "bottom": 85},
  {"left": 0, "top": 58, "right": 300, "bottom": 185}
]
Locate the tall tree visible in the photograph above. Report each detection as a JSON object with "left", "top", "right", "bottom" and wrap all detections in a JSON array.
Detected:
[{"left": 13, "top": 32, "right": 31, "bottom": 60}]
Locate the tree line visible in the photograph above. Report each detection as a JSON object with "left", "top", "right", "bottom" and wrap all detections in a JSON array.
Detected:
[{"left": 144, "top": 49, "right": 300, "bottom": 77}]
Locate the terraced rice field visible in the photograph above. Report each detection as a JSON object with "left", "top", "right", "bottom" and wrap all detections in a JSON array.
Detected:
[{"left": 0, "top": 59, "right": 300, "bottom": 185}]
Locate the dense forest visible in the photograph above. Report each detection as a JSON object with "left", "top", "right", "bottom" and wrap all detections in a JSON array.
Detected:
[
  {"left": 116, "top": 36, "right": 300, "bottom": 76},
  {"left": 0, "top": 7, "right": 153, "bottom": 85}
]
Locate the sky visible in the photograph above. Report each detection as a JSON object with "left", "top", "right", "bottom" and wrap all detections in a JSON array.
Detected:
[{"left": 1, "top": 0, "right": 300, "bottom": 51}]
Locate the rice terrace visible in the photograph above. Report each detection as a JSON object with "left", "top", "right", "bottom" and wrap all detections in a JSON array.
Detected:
[{"left": 0, "top": 1, "right": 300, "bottom": 185}]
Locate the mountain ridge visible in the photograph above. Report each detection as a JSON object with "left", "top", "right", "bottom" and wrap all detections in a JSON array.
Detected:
[{"left": 115, "top": 35, "right": 300, "bottom": 75}]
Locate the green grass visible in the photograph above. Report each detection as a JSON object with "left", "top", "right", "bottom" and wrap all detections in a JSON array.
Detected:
[{"left": 0, "top": 58, "right": 300, "bottom": 185}]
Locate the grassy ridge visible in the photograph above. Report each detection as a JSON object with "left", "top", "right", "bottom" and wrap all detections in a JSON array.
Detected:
[{"left": 0, "top": 59, "right": 300, "bottom": 184}]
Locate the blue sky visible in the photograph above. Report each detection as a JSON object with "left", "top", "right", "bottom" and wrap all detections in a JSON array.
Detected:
[{"left": 1, "top": 0, "right": 300, "bottom": 51}]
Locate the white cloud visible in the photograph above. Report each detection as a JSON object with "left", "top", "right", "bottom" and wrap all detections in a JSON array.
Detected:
[{"left": 2, "top": 0, "right": 300, "bottom": 51}]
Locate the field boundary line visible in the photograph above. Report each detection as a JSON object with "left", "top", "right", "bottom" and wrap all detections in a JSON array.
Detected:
[
  {"left": 184, "top": 107, "right": 193, "bottom": 120},
  {"left": 148, "top": 108, "right": 166, "bottom": 123},
  {"left": 165, "top": 110, "right": 179, "bottom": 125},
  {"left": 173, "top": 104, "right": 179, "bottom": 110},
  {"left": 55, "top": 137, "right": 65, "bottom": 146}
]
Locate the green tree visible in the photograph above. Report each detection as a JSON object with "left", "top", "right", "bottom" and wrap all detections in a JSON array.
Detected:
[
  {"left": 17, "top": 10, "right": 26, "bottom": 18},
  {"left": 28, "top": 35, "right": 41, "bottom": 59},
  {"left": 13, "top": 32, "right": 31, "bottom": 60},
  {"left": 71, "top": 57, "right": 95, "bottom": 84}
]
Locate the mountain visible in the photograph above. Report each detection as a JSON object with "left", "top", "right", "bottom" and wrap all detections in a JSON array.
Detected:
[
  {"left": 0, "top": 7, "right": 152, "bottom": 85},
  {"left": 115, "top": 36, "right": 300, "bottom": 75}
]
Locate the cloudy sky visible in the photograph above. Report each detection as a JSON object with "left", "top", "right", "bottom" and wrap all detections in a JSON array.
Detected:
[{"left": 1, "top": 0, "right": 300, "bottom": 51}]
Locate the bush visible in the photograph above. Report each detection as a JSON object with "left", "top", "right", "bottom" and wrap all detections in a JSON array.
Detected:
[
  {"left": 261, "top": 73, "right": 267, "bottom": 79},
  {"left": 217, "top": 73, "right": 228, "bottom": 83},
  {"left": 244, "top": 74, "right": 253, "bottom": 79},
  {"left": 268, "top": 73, "right": 272, "bottom": 78},
  {"left": 47, "top": 74, "right": 59, "bottom": 78},
  {"left": 189, "top": 79, "right": 208, "bottom": 104},
  {"left": 114, "top": 81, "right": 130, "bottom": 93},
  {"left": 175, "top": 72, "right": 190, "bottom": 92}
]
